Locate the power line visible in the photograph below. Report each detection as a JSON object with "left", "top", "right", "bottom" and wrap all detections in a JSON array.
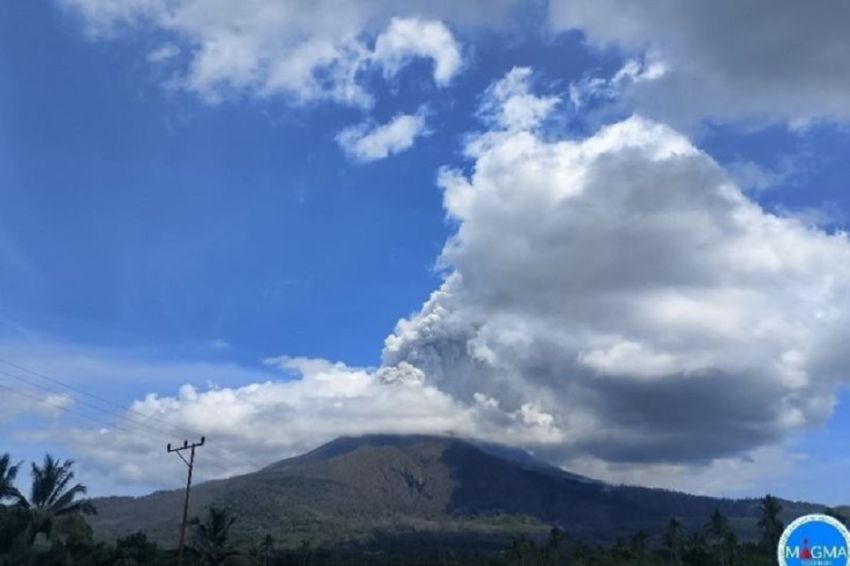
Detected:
[
  {"left": 0, "top": 367, "right": 159, "bottom": 435},
  {"left": 0, "top": 357, "right": 266, "bottom": 469},
  {"left": 0, "top": 382, "right": 242, "bottom": 478},
  {"left": 0, "top": 366, "right": 250, "bottom": 473},
  {"left": 0, "top": 360, "right": 265, "bottom": 474},
  {"left": 0, "top": 365, "right": 249, "bottom": 468},
  {"left": 0, "top": 357, "right": 226, "bottom": 441},
  {"left": 0, "top": 383, "right": 144, "bottom": 439}
]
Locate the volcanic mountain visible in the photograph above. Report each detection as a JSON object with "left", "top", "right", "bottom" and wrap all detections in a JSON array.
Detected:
[{"left": 89, "top": 434, "right": 825, "bottom": 548}]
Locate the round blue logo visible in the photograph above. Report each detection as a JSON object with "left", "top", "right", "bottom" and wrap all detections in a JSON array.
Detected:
[{"left": 778, "top": 514, "right": 850, "bottom": 566}]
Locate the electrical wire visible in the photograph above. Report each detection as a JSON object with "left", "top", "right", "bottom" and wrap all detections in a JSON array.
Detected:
[{"left": 0, "top": 359, "right": 267, "bottom": 474}]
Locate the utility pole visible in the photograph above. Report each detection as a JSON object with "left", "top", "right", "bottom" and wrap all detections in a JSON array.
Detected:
[{"left": 167, "top": 436, "right": 205, "bottom": 566}]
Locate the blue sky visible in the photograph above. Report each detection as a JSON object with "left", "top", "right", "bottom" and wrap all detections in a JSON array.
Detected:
[
  {"left": 2, "top": 0, "right": 850, "bottom": 504},
  {"left": 0, "top": 2, "right": 597, "bottom": 366}
]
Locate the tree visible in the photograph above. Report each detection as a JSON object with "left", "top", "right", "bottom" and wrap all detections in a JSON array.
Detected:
[
  {"left": 682, "top": 531, "right": 713, "bottom": 566},
  {"left": 247, "top": 534, "right": 275, "bottom": 566},
  {"left": 18, "top": 454, "right": 96, "bottom": 546},
  {"left": 506, "top": 536, "right": 540, "bottom": 566},
  {"left": 630, "top": 530, "right": 650, "bottom": 565},
  {"left": 705, "top": 509, "right": 736, "bottom": 566},
  {"left": 190, "top": 506, "right": 240, "bottom": 566},
  {"left": 113, "top": 531, "right": 161, "bottom": 565},
  {"left": 0, "top": 455, "right": 23, "bottom": 506},
  {"left": 757, "top": 494, "right": 783, "bottom": 552},
  {"left": 662, "top": 518, "right": 684, "bottom": 566},
  {"left": 544, "top": 527, "right": 566, "bottom": 565},
  {"left": 570, "top": 539, "right": 590, "bottom": 566}
]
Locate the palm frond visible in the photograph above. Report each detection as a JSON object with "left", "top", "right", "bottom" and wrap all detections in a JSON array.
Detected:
[
  {"left": 51, "top": 483, "right": 89, "bottom": 513},
  {"left": 45, "top": 462, "right": 76, "bottom": 508},
  {"left": 55, "top": 499, "right": 97, "bottom": 516}
]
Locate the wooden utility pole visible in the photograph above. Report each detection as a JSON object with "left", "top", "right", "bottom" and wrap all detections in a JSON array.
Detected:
[{"left": 167, "top": 436, "right": 205, "bottom": 566}]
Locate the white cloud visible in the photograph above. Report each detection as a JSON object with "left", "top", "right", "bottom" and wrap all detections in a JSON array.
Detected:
[
  {"left": 567, "top": 444, "right": 798, "bottom": 497},
  {"left": 382, "top": 69, "right": 850, "bottom": 474},
  {"left": 146, "top": 43, "right": 179, "bottom": 63},
  {"left": 59, "top": 0, "right": 501, "bottom": 105},
  {"left": 373, "top": 18, "right": 462, "bottom": 86},
  {"left": 549, "top": 0, "right": 850, "bottom": 125},
  {"left": 775, "top": 202, "right": 847, "bottom": 230},
  {"left": 568, "top": 57, "right": 666, "bottom": 113},
  {"left": 52, "top": 356, "right": 562, "bottom": 490},
  {"left": 337, "top": 109, "right": 429, "bottom": 162},
  {"left": 578, "top": 341, "right": 679, "bottom": 380},
  {"left": 9, "top": 54, "right": 850, "bottom": 495},
  {"left": 61, "top": 1, "right": 850, "bottom": 126},
  {"left": 479, "top": 67, "right": 559, "bottom": 132},
  {"left": 0, "top": 388, "right": 74, "bottom": 422},
  {"left": 725, "top": 159, "right": 792, "bottom": 193}
]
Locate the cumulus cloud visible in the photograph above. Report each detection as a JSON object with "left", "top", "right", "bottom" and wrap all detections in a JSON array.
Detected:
[
  {"left": 15, "top": 63, "right": 850, "bottom": 496},
  {"left": 373, "top": 18, "right": 462, "bottom": 86},
  {"left": 549, "top": 0, "right": 850, "bottom": 124},
  {"left": 60, "top": 0, "right": 850, "bottom": 125},
  {"left": 60, "top": 0, "right": 498, "bottom": 104},
  {"left": 337, "top": 109, "right": 429, "bottom": 162},
  {"left": 382, "top": 68, "right": 850, "bottom": 473},
  {"left": 67, "top": 67, "right": 849, "bottom": 492},
  {"left": 55, "top": 356, "right": 561, "bottom": 490}
]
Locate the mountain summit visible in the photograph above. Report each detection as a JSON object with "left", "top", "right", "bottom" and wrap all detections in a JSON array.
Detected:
[{"left": 89, "top": 434, "right": 821, "bottom": 547}]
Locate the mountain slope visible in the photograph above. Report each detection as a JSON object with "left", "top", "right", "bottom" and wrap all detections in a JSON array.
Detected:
[{"left": 88, "top": 434, "right": 824, "bottom": 548}]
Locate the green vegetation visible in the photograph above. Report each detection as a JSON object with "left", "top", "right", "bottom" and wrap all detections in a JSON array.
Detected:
[
  {"left": 1, "top": 441, "right": 847, "bottom": 565},
  {"left": 190, "top": 507, "right": 240, "bottom": 565},
  {"left": 0, "top": 455, "right": 23, "bottom": 505},
  {"left": 756, "top": 494, "right": 783, "bottom": 552},
  {"left": 0, "top": 453, "right": 99, "bottom": 565},
  {"left": 84, "top": 435, "right": 829, "bottom": 548},
  {"left": 0, "top": 486, "right": 822, "bottom": 565}
]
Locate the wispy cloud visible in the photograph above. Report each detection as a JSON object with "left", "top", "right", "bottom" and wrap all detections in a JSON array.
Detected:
[
  {"left": 337, "top": 108, "right": 430, "bottom": 162},
  {"left": 61, "top": 0, "right": 480, "bottom": 105}
]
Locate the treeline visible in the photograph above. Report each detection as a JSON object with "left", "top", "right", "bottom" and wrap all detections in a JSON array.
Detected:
[{"left": 2, "top": 452, "right": 848, "bottom": 565}]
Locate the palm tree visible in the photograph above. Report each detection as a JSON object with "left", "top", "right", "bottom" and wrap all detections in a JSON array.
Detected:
[
  {"left": 757, "top": 494, "right": 783, "bottom": 551},
  {"left": 191, "top": 506, "right": 239, "bottom": 565},
  {"left": 0, "top": 453, "right": 26, "bottom": 556},
  {"left": 0, "top": 454, "right": 23, "bottom": 505},
  {"left": 19, "top": 454, "right": 96, "bottom": 545}
]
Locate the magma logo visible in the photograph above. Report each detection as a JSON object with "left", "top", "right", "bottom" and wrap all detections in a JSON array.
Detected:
[{"left": 778, "top": 514, "right": 850, "bottom": 566}]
